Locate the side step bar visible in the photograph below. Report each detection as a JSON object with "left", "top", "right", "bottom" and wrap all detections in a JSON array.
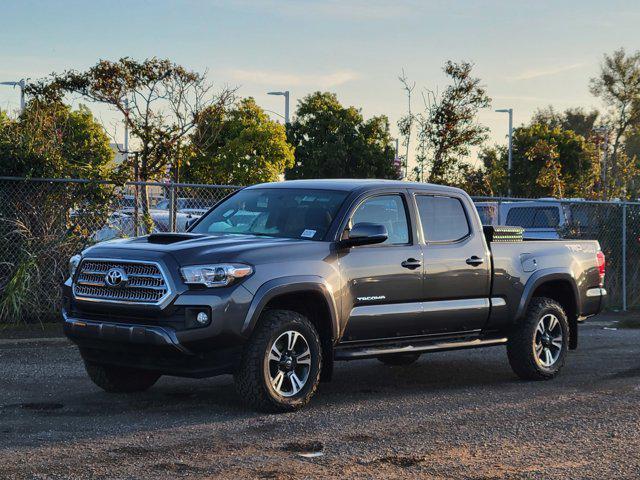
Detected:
[{"left": 334, "top": 336, "right": 507, "bottom": 360}]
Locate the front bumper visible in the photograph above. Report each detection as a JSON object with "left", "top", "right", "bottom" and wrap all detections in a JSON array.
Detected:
[
  {"left": 63, "top": 309, "right": 244, "bottom": 378},
  {"left": 63, "top": 311, "right": 191, "bottom": 354}
]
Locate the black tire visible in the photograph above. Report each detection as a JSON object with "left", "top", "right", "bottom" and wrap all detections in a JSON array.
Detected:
[
  {"left": 234, "top": 309, "right": 322, "bottom": 413},
  {"left": 507, "top": 297, "right": 569, "bottom": 381},
  {"left": 84, "top": 362, "right": 161, "bottom": 393},
  {"left": 377, "top": 353, "right": 421, "bottom": 366}
]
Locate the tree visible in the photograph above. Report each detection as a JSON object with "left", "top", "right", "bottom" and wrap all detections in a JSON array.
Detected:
[
  {"left": 286, "top": 92, "right": 398, "bottom": 179},
  {"left": 590, "top": 48, "right": 640, "bottom": 195},
  {"left": 0, "top": 100, "right": 115, "bottom": 179},
  {"left": 401, "top": 61, "right": 491, "bottom": 183},
  {"left": 0, "top": 101, "right": 118, "bottom": 323},
  {"left": 28, "top": 57, "right": 235, "bottom": 226},
  {"left": 397, "top": 70, "right": 416, "bottom": 179},
  {"left": 184, "top": 97, "right": 294, "bottom": 185},
  {"left": 477, "top": 146, "right": 508, "bottom": 196},
  {"left": 532, "top": 106, "right": 600, "bottom": 139},
  {"left": 509, "top": 123, "right": 599, "bottom": 198}
]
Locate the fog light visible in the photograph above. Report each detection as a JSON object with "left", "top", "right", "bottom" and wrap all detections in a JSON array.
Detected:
[{"left": 196, "top": 311, "right": 209, "bottom": 325}]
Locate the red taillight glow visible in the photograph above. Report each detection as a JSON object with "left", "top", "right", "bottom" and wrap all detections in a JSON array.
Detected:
[{"left": 596, "top": 250, "right": 605, "bottom": 286}]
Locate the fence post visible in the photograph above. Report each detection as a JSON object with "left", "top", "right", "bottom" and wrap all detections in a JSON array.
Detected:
[
  {"left": 169, "top": 182, "right": 176, "bottom": 233},
  {"left": 622, "top": 201, "right": 627, "bottom": 311}
]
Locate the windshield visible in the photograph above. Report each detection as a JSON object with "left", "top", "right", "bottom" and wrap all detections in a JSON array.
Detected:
[{"left": 191, "top": 188, "right": 348, "bottom": 240}]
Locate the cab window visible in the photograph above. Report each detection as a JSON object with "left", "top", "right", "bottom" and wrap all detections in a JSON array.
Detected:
[
  {"left": 350, "top": 195, "right": 410, "bottom": 245},
  {"left": 416, "top": 195, "right": 470, "bottom": 242}
]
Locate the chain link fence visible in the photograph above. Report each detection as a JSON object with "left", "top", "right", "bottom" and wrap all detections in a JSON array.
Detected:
[
  {"left": 0, "top": 176, "right": 636, "bottom": 323},
  {"left": 471, "top": 196, "right": 636, "bottom": 311},
  {"left": 0, "top": 177, "right": 239, "bottom": 323}
]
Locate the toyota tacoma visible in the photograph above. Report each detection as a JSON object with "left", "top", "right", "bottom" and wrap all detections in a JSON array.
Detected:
[{"left": 63, "top": 180, "right": 607, "bottom": 412}]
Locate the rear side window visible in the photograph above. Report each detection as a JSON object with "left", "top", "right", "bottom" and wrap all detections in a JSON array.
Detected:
[
  {"left": 506, "top": 207, "right": 560, "bottom": 228},
  {"left": 351, "top": 195, "right": 409, "bottom": 245},
  {"left": 416, "top": 196, "right": 470, "bottom": 242}
]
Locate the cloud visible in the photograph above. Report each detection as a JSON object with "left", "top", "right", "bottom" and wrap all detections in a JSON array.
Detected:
[
  {"left": 508, "top": 63, "right": 587, "bottom": 81},
  {"left": 228, "top": 69, "right": 359, "bottom": 88}
]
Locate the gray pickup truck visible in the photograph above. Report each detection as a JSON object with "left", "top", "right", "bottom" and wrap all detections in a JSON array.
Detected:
[{"left": 63, "top": 180, "right": 607, "bottom": 412}]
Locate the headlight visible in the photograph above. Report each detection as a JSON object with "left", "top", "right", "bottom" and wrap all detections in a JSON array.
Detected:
[
  {"left": 180, "top": 264, "right": 253, "bottom": 287},
  {"left": 69, "top": 254, "right": 81, "bottom": 277}
]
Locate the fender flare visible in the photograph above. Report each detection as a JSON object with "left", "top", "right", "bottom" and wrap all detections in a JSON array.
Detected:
[
  {"left": 241, "top": 275, "right": 339, "bottom": 341},
  {"left": 515, "top": 268, "right": 580, "bottom": 322}
]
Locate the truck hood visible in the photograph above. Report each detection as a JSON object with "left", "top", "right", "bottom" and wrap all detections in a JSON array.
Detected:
[{"left": 84, "top": 232, "right": 322, "bottom": 265}]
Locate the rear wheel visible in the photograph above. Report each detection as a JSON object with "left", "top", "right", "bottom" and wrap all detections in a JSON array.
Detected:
[
  {"left": 507, "top": 297, "right": 569, "bottom": 380},
  {"left": 234, "top": 310, "right": 322, "bottom": 413},
  {"left": 84, "top": 362, "right": 161, "bottom": 393},
  {"left": 377, "top": 353, "right": 421, "bottom": 366}
]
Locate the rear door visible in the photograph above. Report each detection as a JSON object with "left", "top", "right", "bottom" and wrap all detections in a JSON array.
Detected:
[
  {"left": 413, "top": 192, "right": 491, "bottom": 333},
  {"left": 339, "top": 191, "right": 424, "bottom": 342}
]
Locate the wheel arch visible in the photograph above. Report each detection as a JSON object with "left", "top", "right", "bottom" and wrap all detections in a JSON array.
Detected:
[
  {"left": 241, "top": 276, "right": 339, "bottom": 381},
  {"left": 516, "top": 269, "right": 579, "bottom": 349}
]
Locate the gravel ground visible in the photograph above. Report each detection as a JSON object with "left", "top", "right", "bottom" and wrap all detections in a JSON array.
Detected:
[{"left": 1, "top": 315, "right": 639, "bottom": 479}]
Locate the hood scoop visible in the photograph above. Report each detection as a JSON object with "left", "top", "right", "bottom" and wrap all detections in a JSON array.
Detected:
[{"left": 145, "top": 233, "right": 206, "bottom": 244}]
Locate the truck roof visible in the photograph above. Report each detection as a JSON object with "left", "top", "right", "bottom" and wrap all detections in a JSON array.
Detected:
[{"left": 247, "top": 179, "right": 464, "bottom": 195}]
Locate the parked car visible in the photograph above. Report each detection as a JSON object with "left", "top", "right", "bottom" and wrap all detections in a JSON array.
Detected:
[
  {"left": 63, "top": 180, "right": 606, "bottom": 412},
  {"left": 474, "top": 201, "right": 499, "bottom": 226},
  {"left": 117, "top": 207, "right": 195, "bottom": 232},
  {"left": 155, "top": 197, "right": 216, "bottom": 214},
  {"left": 475, "top": 199, "right": 594, "bottom": 239}
]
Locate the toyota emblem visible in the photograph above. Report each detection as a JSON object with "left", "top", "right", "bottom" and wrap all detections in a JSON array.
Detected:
[{"left": 104, "top": 267, "right": 128, "bottom": 288}]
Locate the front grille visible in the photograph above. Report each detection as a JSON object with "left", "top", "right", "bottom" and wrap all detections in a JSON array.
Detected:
[{"left": 73, "top": 259, "right": 170, "bottom": 305}]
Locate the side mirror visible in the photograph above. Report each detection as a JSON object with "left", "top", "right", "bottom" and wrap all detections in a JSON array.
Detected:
[{"left": 339, "top": 222, "right": 388, "bottom": 247}]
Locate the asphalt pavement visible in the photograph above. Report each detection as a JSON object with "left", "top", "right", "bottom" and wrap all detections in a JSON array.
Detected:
[{"left": 1, "top": 315, "right": 639, "bottom": 479}]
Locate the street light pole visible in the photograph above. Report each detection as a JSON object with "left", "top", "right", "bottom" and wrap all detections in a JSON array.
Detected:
[
  {"left": 0, "top": 79, "right": 26, "bottom": 113},
  {"left": 267, "top": 91, "right": 290, "bottom": 124},
  {"left": 496, "top": 108, "right": 513, "bottom": 196}
]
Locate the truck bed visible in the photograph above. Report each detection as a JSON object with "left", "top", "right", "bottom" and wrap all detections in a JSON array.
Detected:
[{"left": 486, "top": 239, "right": 603, "bottom": 330}]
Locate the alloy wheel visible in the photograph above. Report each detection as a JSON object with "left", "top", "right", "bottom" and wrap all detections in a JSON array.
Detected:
[
  {"left": 534, "top": 313, "right": 563, "bottom": 368},
  {"left": 267, "top": 330, "right": 312, "bottom": 397}
]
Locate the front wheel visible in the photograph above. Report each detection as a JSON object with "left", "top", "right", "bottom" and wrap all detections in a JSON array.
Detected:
[
  {"left": 234, "top": 310, "right": 322, "bottom": 413},
  {"left": 507, "top": 297, "right": 569, "bottom": 380}
]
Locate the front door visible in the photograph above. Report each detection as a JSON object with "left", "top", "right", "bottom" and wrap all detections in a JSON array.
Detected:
[{"left": 339, "top": 193, "right": 424, "bottom": 342}]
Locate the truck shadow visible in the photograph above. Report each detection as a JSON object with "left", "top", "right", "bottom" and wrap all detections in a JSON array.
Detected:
[
  {"left": 10, "top": 354, "right": 514, "bottom": 418},
  {"left": 1, "top": 353, "right": 520, "bottom": 450}
]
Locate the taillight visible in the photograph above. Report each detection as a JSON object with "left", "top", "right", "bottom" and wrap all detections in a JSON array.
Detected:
[{"left": 596, "top": 250, "right": 605, "bottom": 286}]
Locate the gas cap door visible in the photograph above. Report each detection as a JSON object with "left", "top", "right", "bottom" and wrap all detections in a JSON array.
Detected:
[{"left": 520, "top": 253, "right": 538, "bottom": 272}]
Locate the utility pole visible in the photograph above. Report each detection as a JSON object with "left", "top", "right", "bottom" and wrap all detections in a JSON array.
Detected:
[
  {"left": 496, "top": 108, "right": 513, "bottom": 196},
  {"left": 0, "top": 79, "right": 27, "bottom": 113},
  {"left": 267, "top": 91, "right": 290, "bottom": 124},
  {"left": 123, "top": 98, "right": 129, "bottom": 165}
]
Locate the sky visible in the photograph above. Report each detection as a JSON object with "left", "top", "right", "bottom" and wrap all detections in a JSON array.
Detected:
[{"left": 1, "top": 0, "right": 639, "bottom": 168}]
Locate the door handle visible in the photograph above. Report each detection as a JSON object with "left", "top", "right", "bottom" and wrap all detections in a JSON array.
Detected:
[
  {"left": 401, "top": 258, "right": 422, "bottom": 270},
  {"left": 466, "top": 256, "right": 484, "bottom": 266}
]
